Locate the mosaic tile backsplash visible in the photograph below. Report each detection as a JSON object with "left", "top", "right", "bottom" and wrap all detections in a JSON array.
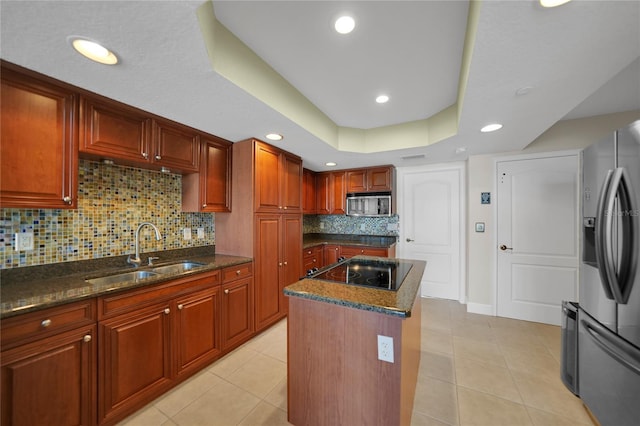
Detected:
[
  {"left": 303, "top": 214, "right": 399, "bottom": 236},
  {"left": 0, "top": 160, "right": 215, "bottom": 269}
]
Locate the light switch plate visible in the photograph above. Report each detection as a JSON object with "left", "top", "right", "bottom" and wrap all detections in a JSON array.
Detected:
[
  {"left": 197, "top": 228, "right": 205, "bottom": 239},
  {"left": 183, "top": 228, "right": 192, "bottom": 240},
  {"left": 15, "top": 232, "right": 34, "bottom": 251}
]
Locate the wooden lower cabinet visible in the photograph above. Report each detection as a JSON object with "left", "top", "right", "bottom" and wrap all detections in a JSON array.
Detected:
[
  {"left": 221, "top": 265, "right": 254, "bottom": 350},
  {"left": 323, "top": 244, "right": 341, "bottom": 266},
  {"left": 302, "top": 245, "right": 323, "bottom": 275},
  {"left": 174, "top": 287, "right": 222, "bottom": 378},
  {"left": 254, "top": 214, "right": 302, "bottom": 331},
  {"left": 1, "top": 299, "right": 97, "bottom": 426},
  {"left": 340, "top": 245, "right": 390, "bottom": 259},
  {"left": 1, "top": 324, "right": 97, "bottom": 426},
  {"left": 98, "top": 301, "right": 172, "bottom": 424}
]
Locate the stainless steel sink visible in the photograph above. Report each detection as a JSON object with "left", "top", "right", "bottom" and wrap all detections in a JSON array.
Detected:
[
  {"left": 87, "top": 270, "right": 159, "bottom": 286},
  {"left": 150, "top": 261, "right": 206, "bottom": 275}
]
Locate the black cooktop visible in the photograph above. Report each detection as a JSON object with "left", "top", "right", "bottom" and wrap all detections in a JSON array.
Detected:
[{"left": 309, "top": 258, "right": 413, "bottom": 291}]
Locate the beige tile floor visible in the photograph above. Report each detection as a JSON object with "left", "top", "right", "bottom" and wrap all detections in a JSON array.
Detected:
[{"left": 119, "top": 298, "right": 596, "bottom": 426}]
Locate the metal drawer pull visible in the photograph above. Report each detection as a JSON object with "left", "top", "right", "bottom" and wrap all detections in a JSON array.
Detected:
[
  {"left": 83, "top": 335, "right": 92, "bottom": 343},
  {"left": 41, "top": 319, "right": 52, "bottom": 328},
  {"left": 164, "top": 308, "right": 170, "bottom": 315},
  {"left": 236, "top": 270, "right": 241, "bottom": 275},
  {"left": 224, "top": 289, "right": 230, "bottom": 294},
  {"left": 178, "top": 304, "right": 184, "bottom": 310}
]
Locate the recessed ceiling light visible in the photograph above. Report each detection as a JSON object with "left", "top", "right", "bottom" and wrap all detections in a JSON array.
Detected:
[
  {"left": 540, "top": 0, "right": 571, "bottom": 7},
  {"left": 515, "top": 86, "right": 533, "bottom": 96},
  {"left": 455, "top": 147, "right": 467, "bottom": 154},
  {"left": 481, "top": 123, "right": 503, "bottom": 133},
  {"left": 376, "top": 95, "right": 389, "bottom": 104},
  {"left": 70, "top": 37, "right": 118, "bottom": 65},
  {"left": 334, "top": 16, "right": 355, "bottom": 34},
  {"left": 325, "top": 162, "right": 337, "bottom": 167},
  {"left": 265, "top": 133, "right": 283, "bottom": 141}
]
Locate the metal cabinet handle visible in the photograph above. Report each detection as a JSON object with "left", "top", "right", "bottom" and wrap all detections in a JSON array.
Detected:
[
  {"left": 155, "top": 155, "right": 161, "bottom": 160},
  {"left": 63, "top": 196, "right": 72, "bottom": 204},
  {"left": 284, "top": 261, "right": 288, "bottom": 265},
  {"left": 224, "top": 289, "right": 230, "bottom": 294},
  {"left": 406, "top": 238, "right": 414, "bottom": 242},
  {"left": 236, "top": 270, "right": 241, "bottom": 275},
  {"left": 142, "top": 152, "right": 149, "bottom": 159},
  {"left": 202, "top": 204, "right": 207, "bottom": 208},
  {"left": 177, "top": 304, "right": 183, "bottom": 310},
  {"left": 164, "top": 308, "right": 170, "bottom": 315},
  {"left": 83, "top": 335, "right": 92, "bottom": 343},
  {"left": 41, "top": 319, "right": 52, "bottom": 328},
  {"left": 499, "top": 245, "right": 513, "bottom": 251},
  {"left": 279, "top": 262, "right": 283, "bottom": 266}
]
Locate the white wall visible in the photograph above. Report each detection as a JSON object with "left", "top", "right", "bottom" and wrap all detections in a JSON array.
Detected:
[{"left": 465, "top": 110, "right": 640, "bottom": 309}]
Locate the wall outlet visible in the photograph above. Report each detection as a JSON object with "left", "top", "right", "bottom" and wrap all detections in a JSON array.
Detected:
[
  {"left": 360, "top": 224, "right": 366, "bottom": 231},
  {"left": 387, "top": 223, "right": 398, "bottom": 231},
  {"left": 197, "top": 228, "right": 205, "bottom": 239},
  {"left": 15, "top": 232, "right": 34, "bottom": 251},
  {"left": 320, "top": 222, "right": 325, "bottom": 229},
  {"left": 183, "top": 228, "right": 192, "bottom": 240},
  {"left": 377, "top": 335, "right": 394, "bottom": 363}
]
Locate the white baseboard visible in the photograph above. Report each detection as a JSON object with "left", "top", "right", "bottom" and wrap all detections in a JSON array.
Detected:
[{"left": 466, "top": 302, "right": 494, "bottom": 316}]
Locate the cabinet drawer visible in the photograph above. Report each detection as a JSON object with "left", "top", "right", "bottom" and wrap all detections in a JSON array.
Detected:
[
  {"left": 98, "top": 271, "right": 220, "bottom": 319},
  {"left": 1, "top": 299, "right": 96, "bottom": 349},
  {"left": 222, "top": 262, "right": 253, "bottom": 283}
]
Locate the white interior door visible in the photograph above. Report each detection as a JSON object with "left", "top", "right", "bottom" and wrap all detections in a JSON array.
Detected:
[
  {"left": 496, "top": 154, "right": 579, "bottom": 325},
  {"left": 399, "top": 165, "right": 464, "bottom": 301}
]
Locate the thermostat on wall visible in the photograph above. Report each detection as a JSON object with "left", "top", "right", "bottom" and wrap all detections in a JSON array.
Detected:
[{"left": 481, "top": 192, "right": 491, "bottom": 204}]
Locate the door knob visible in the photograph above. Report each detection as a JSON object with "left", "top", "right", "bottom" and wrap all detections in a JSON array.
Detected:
[
  {"left": 406, "top": 238, "right": 415, "bottom": 242},
  {"left": 499, "top": 245, "right": 513, "bottom": 251}
]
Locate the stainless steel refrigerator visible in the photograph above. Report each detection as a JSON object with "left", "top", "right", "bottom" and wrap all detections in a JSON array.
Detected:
[{"left": 575, "top": 120, "right": 640, "bottom": 426}]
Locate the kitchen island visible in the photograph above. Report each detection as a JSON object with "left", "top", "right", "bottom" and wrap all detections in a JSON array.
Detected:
[{"left": 284, "top": 256, "right": 425, "bottom": 426}]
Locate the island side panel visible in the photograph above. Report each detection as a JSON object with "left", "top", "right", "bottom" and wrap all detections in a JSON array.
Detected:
[
  {"left": 288, "top": 296, "right": 417, "bottom": 426},
  {"left": 400, "top": 290, "right": 422, "bottom": 425},
  {"left": 287, "top": 297, "right": 347, "bottom": 426}
]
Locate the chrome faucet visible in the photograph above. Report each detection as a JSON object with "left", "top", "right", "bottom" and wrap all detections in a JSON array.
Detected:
[{"left": 127, "top": 222, "right": 162, "bottom": 267}]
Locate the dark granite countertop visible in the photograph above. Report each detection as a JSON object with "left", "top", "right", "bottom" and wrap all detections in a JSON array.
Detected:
[
  {"left": 284, "top": 256, "right": 425, "bottom": 318},
  {"left": 303, "top": 233, "right": 397, "bottom": 249},
  {"left": 0, "top": 246, "right": 252, "bottom": 318}
]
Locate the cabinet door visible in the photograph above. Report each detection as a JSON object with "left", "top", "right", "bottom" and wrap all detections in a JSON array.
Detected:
[
  {"left": 99, "top": 303, "right": 172, "bottom": 424},
  {"left": 222, "top": 276, "right": 254, "bottom": 350},
  {"left": 255, "top": 143, "right": 281, "bottom": 212},
  {"left": 368, "top": 167, "right": 393, "bottom": 192},
  {"left": 346, "top": 170, "right": 368, "bottom": 193},
  {"left": 331, "top": 172, "right": 347, "bottom": 214},
  {"left": 324, "top": 245, "right": 341, "bottom": 266},
  {"left": 1, "top": 68, "right": 78, "bottom": 209},
  {"left": 184, "top": 137, "right": 232, "bottom": 212},
  {"left": 80, "top": 96, "right": 151, "bottom": 163},
  {"left": 303, "top": 168, "right": 317, "bottom": 214},
  {"left": 1, "top": 325, "right": 96, "bottom": 426},
  {"left": 152, "top": 120, "right": 199, "bottom": 173},
  {"left": 315, "top": 172, "right": 332, "bottom": 214},
  {"left": 254, "top": 214, "right": 283, "bottom": 330},
  {"left": 174, "top": 287, "right": 221, "bottom": 377},
  {"left": 282, "top": 153, "right": 302, "bottom": 212},
  {"left": 281, "top": 214, "right": 302, "bottom": 314}
]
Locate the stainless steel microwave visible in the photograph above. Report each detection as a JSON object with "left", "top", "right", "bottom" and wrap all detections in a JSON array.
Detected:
[{"left": 346, "top": 192, "right": 392, "bottom": 217}]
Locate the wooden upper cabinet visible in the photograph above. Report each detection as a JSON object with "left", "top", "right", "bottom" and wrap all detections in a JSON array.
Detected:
[
  {"left": 303, "top": 168, "right": 317, "bottom": 214},
  {"left": 315, "top": 171, "right": 345, "bottom": 215},
  {"left": 331, "top": 171, "right": 346, "bottom": 214},
  {"left": 80, "top": 96, "right": 151, "bottom": 164},
  {"left": 1, "top": 66, "right": 78, "bottom": 209},
  {"left": 182, "top": 136, "right": 232, "bottom": 212},
  {"left": 81, "top": 97, "right": 200, "bottom": 173},
  {"left": 255, "top": 141, "right": 302, "bottom": 213},
  {"left": 346, "top": 166, "right": 393, "bottom": 193},
  {"left": 152, "top": 120, "right": 199, "bottom": 173}
]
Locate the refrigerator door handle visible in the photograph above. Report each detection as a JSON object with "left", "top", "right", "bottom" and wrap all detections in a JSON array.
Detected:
[
  {"left": 596, "top": 167, "right": 639, "bottom": 304},
  {"left": 582, "top": 318, "right": 640, "bottom": 375},
  {"left": 595, "top": 169, "right": 616, "bottom": 300}
]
